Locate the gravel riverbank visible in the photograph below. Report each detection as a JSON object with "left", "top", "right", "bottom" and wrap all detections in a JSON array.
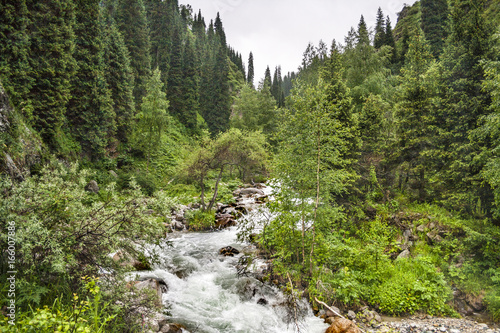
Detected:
[{"left": 364, "top": 316, "right": 499, "bottom": 333}]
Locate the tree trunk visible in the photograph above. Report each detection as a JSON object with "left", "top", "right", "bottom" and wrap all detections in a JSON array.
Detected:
[
  {"left": 200, "top": 174, "right": 206, "bottom": 211},
  {"left": 311, "top": 130, "right": 321, "bottom": 275},
  {"left": 207, "top": 165, "right": 224, "bottom": 211}
]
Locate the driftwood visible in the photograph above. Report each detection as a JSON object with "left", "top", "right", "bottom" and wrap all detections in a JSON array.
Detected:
[{"left": 313, "top": 297, "right": 366, "bottom": 333}]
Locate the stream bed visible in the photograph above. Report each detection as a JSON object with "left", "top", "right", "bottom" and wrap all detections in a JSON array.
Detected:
[{"left": 135, "top": 227, "right": 329, "bottom": 333}]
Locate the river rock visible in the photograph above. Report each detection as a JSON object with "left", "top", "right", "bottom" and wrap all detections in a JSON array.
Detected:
[
  {"left": 134, "top": 278, "right": 164, "bottom": 305},
  {"left": 326, "top": 306, "right": 341, "bottom": 318},
  {"left": 215, "top": 213, "right": 236, "bottom": 228},
  {"left": 238, "top": 188, "right": 265, "bottom": 196},
  {"left": 85, "top": 180, "right": 99, "bottom": 193},
  {"left": 347, "top": 310, "right": 356, "bottom": 320},
  {"left": 219, "top": 246, "right": 240, "bottom": 257},
  {"left": 112, "top": 250, "right": 145, "bottom": 270},
  {"left": 257, "top": 298, "right": 268, "bottom": 305},
  {"left": 325, "top": 317, "right": 360, "bottom": 333}
]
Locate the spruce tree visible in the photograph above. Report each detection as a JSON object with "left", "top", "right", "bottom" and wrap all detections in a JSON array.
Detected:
[
  {"left": 247, "top": 52, "right": 255, "bottom": 87},
  {"left": 101, "top": 13, "right": 135, "bottom": 143},
  {"left": 396, "top": 31, "right": 435, "bottom": 201},
  {"left": 166, "top": 24, "right": 184, "bottom": 123},
  {"left": 0, "top": 0, "right": 32, "bottom": 114},
  {"left": 145, "top": 0, "right": 171, "bottom": 86},
  {"left": 421, "top": 0, "right": 449, "bottom": 57},
  {"left": 181, "top": 35, "right": 200, "bottom": 132},
  {"left": 26, "top": 0, "right": 77, "bottom": 147},
  {"left": 67, "top": 0, "right": 116, "bottom": 158},
  {"left": 208, "top": 13, "right": 231, "bottom": 135},
  {"left": 374, "top": 7, "right": 386, "bottom": 49},
  {"left": 264, "top": 66, "right": 272, "bottom": 90},
  {"left": 357, "top": 15, "right": 370, "bottom": 45},
  {"left": 436, "top": 0, "right": 494, "bottom": 213},
  {"left": 116, "top": 0, "right": 152, "bottom": 107},
  {"left": 384, "top": 16, "right": 397, "bottom": 63}
]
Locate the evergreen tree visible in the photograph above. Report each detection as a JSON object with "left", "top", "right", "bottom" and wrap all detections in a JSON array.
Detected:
[
  {"left": 321, "top": 47, "right": 360, "bottom": 167},
  {"left": 436, "top": 0, "right": 494, "bottom": 213},
  {"left": 264, "top": 66, "right": 272, "bottom": 90},
  {"left": 26, "top": 0, "right": 77, "bottom": 147},
  {"left": 385, "top": 16, "right": 398, "bottom": 63},
  {"left": 421, "top": 0, "right": 449, "bottom": 57},
  {"left": 396, "top": 32, "right": 436, "bottom": 201},
  {"left": 0, "top": 0, "right": 32, "bottom": 114},
  {"left": 201, "top": 13, "right": 231, "bottom": 135},
  {"left": 116, "top": 0, "right": 152, "bottom": 107},
  {"left": 145, "top": 0, "right": 171, "bottom": 86},
  {"left": 357, "top": 15, "right": 370, "bottom": 45},
  {"left": 167, "top": 24, "right": 184, "bottom": 123},
  {"left": 374, "top": 7, "right": 386, "bottom": 49},
  {"left": 67, "top": 0, "right": 116, "bottom": 159},
  {"left": 101, "top": 13, "right": 136, "bottom": 143},
  {"left": 181, "top": 35, "right": 200, "bottom": 132}
]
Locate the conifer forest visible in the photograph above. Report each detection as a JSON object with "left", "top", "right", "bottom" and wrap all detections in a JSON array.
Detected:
[{"left": 1, "top": 0, "right": 500, "bottom": 332}]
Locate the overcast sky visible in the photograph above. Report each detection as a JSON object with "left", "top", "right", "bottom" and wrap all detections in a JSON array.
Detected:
[{"left": 178, "top": 0, "right": 418, "bottom": 83}]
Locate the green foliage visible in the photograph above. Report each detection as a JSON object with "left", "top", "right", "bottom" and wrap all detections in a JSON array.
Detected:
[
  {"left": 185, "top": 209, "right": 214, "bottom": 231},
  {"left": 67, "top": 0, "right": 116, "bottom": 159},
  {"left": 183, "top": 128, "right": 267, "bottom": 210},
  {"left": 26, "top": 0, "right": 77, "bottom": 148},
  {"left": 374, "top": 257, "right": 453, "bottom": 315},
  {"left": 133, "top": 68, "right": 171, "bottom": 169},
  {"left": 2, "top": 277, "right": 116, "bottom": 333},
  {"left": 230, "top": 84, "right": 277, "bottom": 137},
  {"left": 116, "top": 0, "right": 151, "bottom": 106},
  {"left": 0, "top": 162, "right": 163, "bottom": 311}
]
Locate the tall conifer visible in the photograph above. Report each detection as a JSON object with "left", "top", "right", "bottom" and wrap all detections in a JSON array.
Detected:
[{"left": 26, "top": 0, "right": 77, "bottom": 147}]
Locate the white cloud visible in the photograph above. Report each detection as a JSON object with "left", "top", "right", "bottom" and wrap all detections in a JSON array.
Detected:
[{"left": 180, "top": 0, "right": 417, "bottom": 81}]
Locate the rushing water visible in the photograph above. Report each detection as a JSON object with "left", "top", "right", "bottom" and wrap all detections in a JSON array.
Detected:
[{"left": 134, "top": 225, "right": 329, "bottom": 333}]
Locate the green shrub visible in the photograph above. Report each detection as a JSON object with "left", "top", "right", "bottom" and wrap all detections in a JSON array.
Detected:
[
  {"left": 186, "top": 209, "right": 214, "bottom": 231},
  {"left": 373, "top": 257, "right": 454, "bottom": 315}
]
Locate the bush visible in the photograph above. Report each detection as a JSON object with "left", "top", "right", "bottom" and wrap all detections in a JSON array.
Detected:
[
  {"left": 185, "top": 209, "right": 214, "bottom": 231},
  {"left": 373, "top": 257, "right": 454, "bottom": 315},
  {"left": 0, "top": 162, "right": 163, "bottom": 312}
]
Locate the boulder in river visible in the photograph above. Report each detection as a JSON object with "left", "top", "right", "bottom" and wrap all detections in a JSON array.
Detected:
[
  {"left": 215, "top": 213, "right": 236, "bottom": 228},
  {"left": 219, "top": 246, "right": 240, "bottom": 257},
  {"left": 238, "top": 188, "right": 265, "bottom": 196},
  {"left": 325, "top": 317, "right": 360, "bottom": 333}
]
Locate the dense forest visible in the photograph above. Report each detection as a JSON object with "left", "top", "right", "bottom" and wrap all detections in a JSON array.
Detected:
[{"left": 1, "top": 0, "right": 500, "bottom": 331}]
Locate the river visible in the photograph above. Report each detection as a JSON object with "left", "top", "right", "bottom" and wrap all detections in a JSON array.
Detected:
[{"left": 134, "top": 211, "right": 329, "bottom": 332}]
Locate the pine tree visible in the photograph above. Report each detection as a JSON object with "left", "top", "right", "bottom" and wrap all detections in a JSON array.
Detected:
[
  {"left": 167, "top": 24, "right": 184, "bottom": 123},
  {"left": 396, "top": 31, "right": 435, "bottom": 201},
  {"left": 145, "top": 0, "right": 171, "bottom": 86},
  {"left": 67, "top": 0, "right": 116, "bottom": 158},
  {"left": 181, "top": 35, "right": 200, "bottom": 132},
  {"left": 0, "top": 0, "right": 32, "bottom": 114},
  {"left": 26, "top": 0, "right": 77, "bottom": 147},
  {"left": 264, "top": 66, "right": 272, "bottom": 90},
  {"left": 116, "top": 0, "right": 152, "bottom": 107},
  {"left": 357, "top": 15, "right": 370, "bottom": 45},
  {"left": 374, "top": 7, "right": 386, "bottom": 49},
  {"left": 421, "top": 0, "right": 449, "bottom": 57},
  {"left": 385, "top": 16, "right": 398, "bottom": 63},
  {"left": 201, "top": 13, "right": 231, "bottom": 135},
  {"left": 101, "top": 12, "right": 135, "bottom": 143},
  {"left": 435, "top": 0, "right": 494, "bottom": 213}
]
